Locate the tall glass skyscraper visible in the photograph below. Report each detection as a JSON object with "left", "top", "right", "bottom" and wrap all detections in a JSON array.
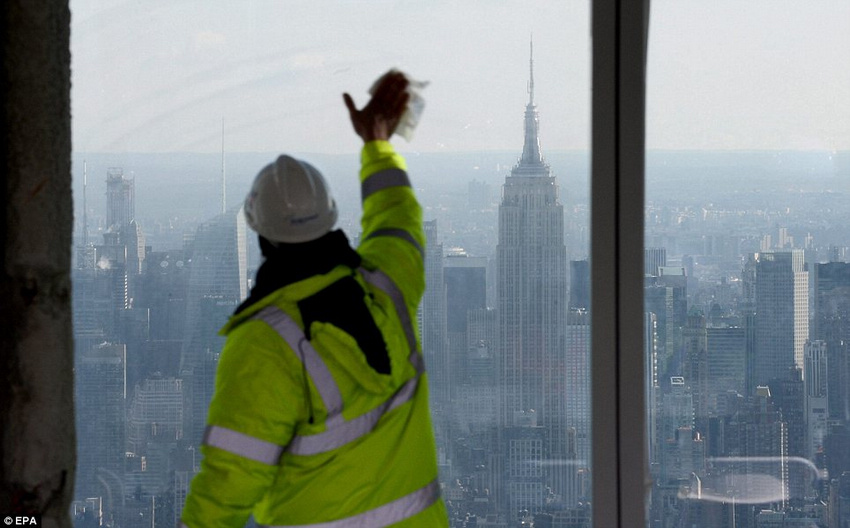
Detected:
[
  {"left": 181, "top": 207, "right": 248, "bottom": 444},
  {"left": 422, "top": 220, "right": 448, "bottom": 412},
  {"left": 751, "top": 250, "right": 809, "bottom": 388}
]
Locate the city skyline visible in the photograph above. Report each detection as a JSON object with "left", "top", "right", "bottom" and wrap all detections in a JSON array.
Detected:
[
  {"left": 70, "top": 130, "right": 850, "bottom": 527},
  {"left": 67, "top": 20, "right": 850, "bottom": 528}
]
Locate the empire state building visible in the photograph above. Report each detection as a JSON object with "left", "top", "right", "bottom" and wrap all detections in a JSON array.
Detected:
[{"left": 497, "top": 42, "right": 569, "bottom": 515}]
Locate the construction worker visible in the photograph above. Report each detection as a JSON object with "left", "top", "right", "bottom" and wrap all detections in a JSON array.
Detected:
[{"left": 180, "top": 71, "right": 449, "bottom": 527}]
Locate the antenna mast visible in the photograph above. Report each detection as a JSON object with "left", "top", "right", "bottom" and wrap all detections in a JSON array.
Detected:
[
  {"left": 528, "top": 35, "right": 535, "bottom": 105},
  {"left": 82, "top": 160, "right": 89, "bottom": 246},
  {"left": 221, "top": 118, "right": 227, "bottom": 215}
]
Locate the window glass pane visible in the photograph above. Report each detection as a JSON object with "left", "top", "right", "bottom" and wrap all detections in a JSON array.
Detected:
[
  {"left": 70, "top": 1, "right": 590, "bottom": 526},
  {"left": 646, "top": 2, "right": 850, "bottom": 526}
]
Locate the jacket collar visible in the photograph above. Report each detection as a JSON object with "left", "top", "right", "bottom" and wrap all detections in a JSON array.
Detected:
[{"left": 234, "top": 229, "right": 360, "bottom": 316}]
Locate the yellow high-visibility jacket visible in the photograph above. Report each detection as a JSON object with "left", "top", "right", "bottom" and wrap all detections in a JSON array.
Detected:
[{"left": 180, "top": 141, "right": 448, "bottom": 528}]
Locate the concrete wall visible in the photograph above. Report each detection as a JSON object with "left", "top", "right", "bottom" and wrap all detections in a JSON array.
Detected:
[{"left": 1, "top": 2, "right": 75, "bottom": 527}]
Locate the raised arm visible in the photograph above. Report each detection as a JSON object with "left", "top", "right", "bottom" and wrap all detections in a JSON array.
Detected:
[{"left": 344, "top": 73, "right": 426, "bottom": 309}]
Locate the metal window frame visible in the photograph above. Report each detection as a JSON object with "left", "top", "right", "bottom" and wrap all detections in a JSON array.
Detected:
[{"left": 591, "top": 0, "right": 651, "bottom": 526}]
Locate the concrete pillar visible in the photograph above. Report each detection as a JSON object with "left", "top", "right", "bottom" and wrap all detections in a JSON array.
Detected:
[{"left": 1, "top": 1, "right": 75, "bottom": 527}]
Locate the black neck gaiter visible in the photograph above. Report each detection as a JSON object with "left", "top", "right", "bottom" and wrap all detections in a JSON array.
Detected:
[{"left": 234, "top": 230, "right": 361, "bottom": 315}]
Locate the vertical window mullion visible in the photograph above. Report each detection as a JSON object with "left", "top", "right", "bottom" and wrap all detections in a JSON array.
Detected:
[{"left": 591, "top": 0, "right": 650, "bottom": 526}]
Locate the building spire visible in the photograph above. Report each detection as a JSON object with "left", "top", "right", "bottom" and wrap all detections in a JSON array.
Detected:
[
  {"left": 221, "top": 118, "right": 227, "bottom": 215},
  {"left": 82, "top": 160, "right": 88, "bottom": 246},
  {"left": 528, "top": 35, "right": 534, "bottom": 106},
  {"left": 515, "top": 35, "right": 547, "bottom": 173}
]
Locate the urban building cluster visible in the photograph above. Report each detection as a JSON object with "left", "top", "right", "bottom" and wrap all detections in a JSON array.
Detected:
[
  {"left": 71, "top": 62, "right": 850, "bottom": 528},
  {"left": 72, "top": 166, "right": 248, "bottom": 527}
]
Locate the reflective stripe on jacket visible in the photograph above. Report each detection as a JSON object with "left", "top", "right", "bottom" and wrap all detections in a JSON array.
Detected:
[{"left": 180, "top": 141, "right": 448, "bottom": 528}]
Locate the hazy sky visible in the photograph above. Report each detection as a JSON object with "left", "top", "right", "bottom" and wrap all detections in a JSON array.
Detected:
[{"left": 71, "top": 0, "right": 850, "bottom": 154}]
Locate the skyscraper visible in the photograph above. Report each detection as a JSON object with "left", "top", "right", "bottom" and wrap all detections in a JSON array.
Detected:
[
  {"left": 421, "top": 220, "right": 451, "bottom": 477},
  {"left": 106, "top": 167, "right": 134, "bottom": 230},
  {"left": 569, "top": 259, "right": 590, "bottom": 311},
  {"left": 770, "top": 367, "right": 806, "bottom": 503},
  {"left": 444, "top": 253, "right": 487, "bottom": 429},
  {"left": 126, "top": 375, "right": 185, "bottom": 496},
  {"left": 752, "top": 250, "right": 809, "bottom": 388},
  {"left": 683, "top": 312, "right": 709, "bottom": 434},
  {"left": 645, "top": 313, "right": 660, "bottom": 474},
  {"left": 458, "top": 308, "right": 499, "bottom": 432},
  {"left": 645, "top": 278, "right": 681, "bottom": 377},
  {"left": 74, "top": 343, "right": 126, "bottom": 514},
  {"left": 444, "top": 254, "right": 487, "bottom": 335},
  {"left": 181, "top": 207, "right": 249, "bottom": 366},
  {"left": 706, "top": 325, "right": 746, "bottom": 399},
  {"left": 721, "top": 388, "right": 789, "bottom": 515},
  {"left": 814, "top": 262, "right": 850, "bottom": 423},
  {"left": 565, "top": 310, "right": 591, "bottom": 506},
  {"left": 804, "top": 340, "right": 829, "bottom": 460},
  {"left": 422, "top": 220, "right": 447, "bottom": 410},
  {"left": 497, "top": 41, "right": 568, "bottom": 516},
  {"left": 181, "top": 207, "right": 248, "bottom": 444},
  {"left": 657, "top": 377, "right": 696, "bottom": 489},
  {"left": 645, "top": 247, "right": 667, "bottom": 277}
]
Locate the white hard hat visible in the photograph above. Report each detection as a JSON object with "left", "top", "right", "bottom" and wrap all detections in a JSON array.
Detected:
[{"left": 244, "top": 155, "right": 338, "bottom": 244}]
